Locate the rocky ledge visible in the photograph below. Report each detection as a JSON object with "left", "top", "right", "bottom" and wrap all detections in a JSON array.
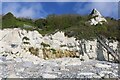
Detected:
[{"left": 0, "top": 58, "right": 119, "bottom": 79}]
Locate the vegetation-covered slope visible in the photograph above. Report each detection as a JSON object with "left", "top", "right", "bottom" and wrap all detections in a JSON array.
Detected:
[
  {"left": 2, "top": 12, "right": 120, "bottom": 41},
  {"left": 2, "top": 12, "right": 35, "bottom": 29}
]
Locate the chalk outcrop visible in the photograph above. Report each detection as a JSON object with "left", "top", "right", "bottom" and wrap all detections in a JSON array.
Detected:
[
  {"left": 88, "top": 8, "right": 107, "bottom": 25},
  {"left": 0, "top": 28, "right": 119, "bottom": 62},
  {"left": 0, "top": 28, "right": 80, "bottom": 62}
]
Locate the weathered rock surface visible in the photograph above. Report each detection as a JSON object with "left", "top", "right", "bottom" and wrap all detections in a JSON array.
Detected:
[
  {"left": 0, "top": 28, "right": 119, "bottom": 62},
  {"left": 88, "top": 8, "right": 107, "bottom": 25}
]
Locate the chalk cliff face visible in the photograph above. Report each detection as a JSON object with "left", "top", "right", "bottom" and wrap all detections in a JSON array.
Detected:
[
  {"left": 88, "top": 8, "right": 107, "bottom": 25},
  {"left": 0, "top": 28, "right": 44, "bottom": 64},
  {"left": 0, "top": 10, "right": 118, "bottom": 62},
  {"left": 0, "top": 28, "right": 81, "bottom": 63},
  {"left": 0, "top": 28, "right": 119, "bottom": 63}
]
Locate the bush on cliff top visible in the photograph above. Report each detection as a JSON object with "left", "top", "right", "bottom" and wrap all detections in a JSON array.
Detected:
[{"left": 2, "top": 12, "right": 120, "bottom": 41}]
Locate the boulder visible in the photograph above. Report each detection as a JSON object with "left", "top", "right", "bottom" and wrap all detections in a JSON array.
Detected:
[
  {"left": 42, "top": 74, "right": 57, "bottom": 78},
  {"left": 95, "top": 63, "right": 111, "bottom": 69},
  {"left": 8, "top": 73, "right": 19, "bottom": 78}
]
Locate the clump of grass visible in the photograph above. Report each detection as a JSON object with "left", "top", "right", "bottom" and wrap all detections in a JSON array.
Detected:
[
  {"left": 22, "top": 36, "right": 30, "bottom": 41},
  {"left": 50, "top": 48, "right": 56, "bottom": 54},
  {"left": 29, "top": 47, "right": 39, "bottom": 56},
  {"left": 41, "top": 42, "right": 50, "bottom": 47},
  {"left": 60, "top": 45, "right": 66, "bottom": 47},
  {"left": 23, "top": 42, "right": 30, "bottom": 44}
]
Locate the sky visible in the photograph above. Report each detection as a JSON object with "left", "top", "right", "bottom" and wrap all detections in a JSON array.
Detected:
[
  {"left": 0, "top": 2, "right": 2, "bottom": 15},
  {"left": 1, "top": 2, "right": 119, "bottom": 19},
  {"left": 1, "top": 0, "right": 120, "bottom": 2}
]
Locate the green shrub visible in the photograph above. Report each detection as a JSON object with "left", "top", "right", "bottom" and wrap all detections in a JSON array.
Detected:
[
  {"left": 29, "top": 47, "right": 39, "bottom": 56},
  {"left": 50, "top": 48, "right": 56, "bottom": 54},
  {"left": 60, "top": 45, "right": 66, "bottom": 47},
  {"left": 41, "top": 42, "right": 50, "bottom": 47},
  {"left": 23, "top": 42, "right": 30, "bottom": 44},
  {"left": 2, "top": 12, "right": 119, "bottom": 41},
  {"left": 22, "top": 36, "right": 30, "bottom": 41}
]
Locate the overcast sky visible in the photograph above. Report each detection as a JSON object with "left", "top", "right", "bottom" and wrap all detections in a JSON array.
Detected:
[{"left": 2, "top": 2, "right": 118, "bottom": 19}]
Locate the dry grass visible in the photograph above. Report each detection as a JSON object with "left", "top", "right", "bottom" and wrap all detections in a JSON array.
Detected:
[{"left": 42, "top": 48, "right": 79, "bottom": 59}]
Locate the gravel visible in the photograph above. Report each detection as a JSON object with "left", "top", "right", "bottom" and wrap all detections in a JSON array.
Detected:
[{"left": 0, "top": 58, "right": 119, "bottom": 79}]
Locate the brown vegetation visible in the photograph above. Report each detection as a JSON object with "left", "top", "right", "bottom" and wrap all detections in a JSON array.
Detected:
[{"left": 42, "top": 48, "right": 79, "bottom": 60}]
